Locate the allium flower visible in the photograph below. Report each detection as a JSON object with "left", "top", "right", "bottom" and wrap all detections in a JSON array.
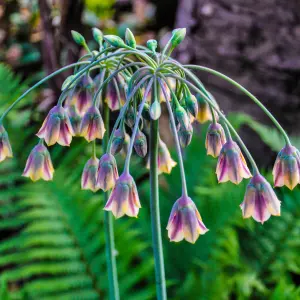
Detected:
[
  {"left": 104, "top": 171, "right": 141, "bottom": 218},
  {"left": 216, "top": 140, "right": 251, "bottom": 184},
  {"left": 97, "top": 153, "right": 119, "bottom": 191},
  {"left": 196, "top": 93, "right": 219, "bottom": 124},
  {"left": 81, "top": 157, "right": 99, "bottom": 192},
  {"left": 205, "top": 123, "right": 226, "bottom": 158},
  {"left": 178, "top": 123, "right": 193, "bottom": 148},
  {"left": 80, "top": 106, "right": 105, "bottom": 142},
  {"left": 0, "top": 125, "right": 13, "bottom": 162},
  {"left": 134, "top": 129, "right": 147, "bottom": 157},
  {"left": 240, "top": 174, "right": 281, "bottom": 224},
  {"left": 105, "top": 81, "right": 125, "bottom": 111},
  {"left": 23, "top": 143, "right": 54, "bottom": 181},
  {"left": 273, "top": 145, "right": 300, "bottom": 190},
  {"left": 37, "top": 105, "right": 74, "bottom": 146},
  {"left": 111, "top": 128, "right": 125, "bottom": 155},
  {"left": 65, "top": 105, "right": 82, "bottom": 136},
  {"left": 167, "top": 195, "right": 208, "bottom": 243}
]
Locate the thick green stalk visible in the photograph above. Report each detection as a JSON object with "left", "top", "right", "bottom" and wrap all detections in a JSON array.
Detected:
[
  {"left": 150, "top": 81, "right": 167, "bottom": 300},
  {"left": 103, "top": 103, "right": 120, "bottom": 300},
  {"left": 184, "top": 65, "right": 291, "bottom": 145}
]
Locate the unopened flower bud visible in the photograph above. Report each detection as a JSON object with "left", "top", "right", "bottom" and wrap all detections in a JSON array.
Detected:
[
  {"left": 205, "top": 123, "right": 226, "bottom": 158},
  {"left": 134, "top": 129, "right": 147, "bottom": 157},
  {"left": 125, "top": 28, "right": 136, "bottom": 48},
  {"left": 175, "top": 106, "right": 190, "bottom": 130},
  {"left": 104, "top": 35, "right": 126, "bottom": 48},
  {"left": 81, "top": 157, "right": 99, "bottom": 192},
  {"left": 71, "top": 30, "right": 86, "bottom": 46},
  {"left": 185, "top": 93, "right": 198, "bottom": 118},
  {"left": 0, "top": 125, "right": 13, "bottom": 162},
  {"left": 23, "top": 143, "right": 54, "bottom": 182},
  {"left": 150, "top": 101, "right": 161, "bottom": 120},
  {"left": 178, "top": 123, "right": 193, "bottom": 148},
  {"left": 92, "top": 28, "right": 103, "bottom": 45},
  {"left": 170, "top": 28, "right": 186, "bottom": 48},
  {"left": 142, "top": 103, "right": 151, "bottom": 121},
  {"left": 111, "top": 128, "right": 125, "bottom": 155},
  {"left": 147, "top": 39, "right": 158, "bottom": 52},
  {"left": 125, "top": 107, "right": 135, "bottom": 128}
]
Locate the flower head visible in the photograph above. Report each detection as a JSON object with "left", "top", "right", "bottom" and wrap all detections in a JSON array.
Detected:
[
  {"left": 273, "top": 145, "right": 300, "bottom": 190},
  {"left": 0, "top": 125, "right": 13, "bottom": 162},
  {"left": 81, "top": 157, "right": 99, "bottom": 192},
  {"left": 37, "top": 105, "right": 74, "bottom": 146},
  {"left": 216, "top": 140, "right": 251, "bottom": 184},
  {"left": 80, "top": 106, "right": 105, "bottom": 142},
  {"left": 104, "top": 171, "right": 141, "bottom": 218},
  {"left": 240, "top": 174, "right": 281, "bottom": 224},
  {"left": 23, "top": 143, "right": 54, "bottom": 181},
  {"left": 97, "top": 153, "right": 119, "bottom": 191},
  {"left": 205, "top": 123, "right": 226, "bottom": 158},
  {"left": 167, "top": 195, "right": 208, "bottom": 243}
]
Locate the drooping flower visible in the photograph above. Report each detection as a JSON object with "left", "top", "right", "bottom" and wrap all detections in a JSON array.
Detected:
[
  {"left": 216, "top": 140, "right": 252, "bottom": 184},
  {"left": 134, "top": 129, "right": 147, "bottom": 157},
  {"left": 65, "top": 105, "right": 82, "bottom": 136},
  {"left": 104, "top": 171, "right": 141, "bottom": 218},
  {"left": 273, "top": 145, "right": 300, "bottom": 190},
  {"left": 37, "top": 105, "right": 74, "bottom": 146},
  {"left": 81, "top": 157, "right": 99, "bottom": 192},
  {"left": 105, "top": 81, "right": 125, "bottom": 111},
  {"left": 240, "top": 174, "right": 281, "bottom": 224},
  {"left": 97, "top": 153, "right": 119, "bottom": 191},
  {"left": 111, "top": 128, "right": 125, "bottom": 155},
  {"left": 167, "top": 195, "right": 208, "bottom": 243},
  {"left": 80, "top": 106, "right": 105, "bottom": 142},
  {"left": 205, "top": 122, "right": 226, "bottom": 158},
  {"left": 0, "top": 124, "right": 13, "bottom": 162},
  {"left": 178, "top": 123, "right": 193, "bottom": 148},
  {"left": 22, "top": 143, "right": 54, "bottom": 181},
  {"left": 196, "top": 93, "right": 219, "bottom": 124},
  {"left": 147, "top": 138, "right": 177, "bottom": 174}
]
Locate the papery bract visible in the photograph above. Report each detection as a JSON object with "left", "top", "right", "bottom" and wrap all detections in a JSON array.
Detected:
[
  {"left": 23, "top": 143, "right": 54, "bottom": 181},
  {"left": 216, "top": 140, "right": 251, "bottom": 184},
  {"left": 81, "top": 157, "right": 99, "bottom": 192},
  {"left": 97, "top": 153, "right": 119, "bottom": 191},
  {"left": 240, "top": 174, "right": 281, "bottom": 224},
  {"left": 104, "top": 171, "right": 141, "bottom": 218},
  {"left": 273, "top": 145, "right": 300, "bottom": 190},
  {"left": 37, "top": 105, "right": 74, "bottom": 146},
  {"left": 0, "top": 124, "right": 13, "bottom": 162},
  {"left": 80, "top": 106, "right": 105, "bottom": 142},
  {"left": 205, "top": 123, "right": 226, "bottom": 158},
  {"left": 167, "top": 195, "right": 208, "bottom": 243}
]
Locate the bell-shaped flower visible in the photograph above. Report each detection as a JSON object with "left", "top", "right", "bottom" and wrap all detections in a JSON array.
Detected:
[
  {"left": 104, "top": 171, "right": 141, "bottom": 218},
  {"left": 37, "top": 105, "right": 74, "bottom": 146},
  {"left": 196, "top": 93, "right": 219, "bottom": 124},
  {"left": 134, "top": 129, "right": 147, "bottom": 157},
  {"left": 167, "top": 195, "right": 208, "bottom": 243},
  {"left": 81, "top": 157, "right": 99, "bottom": 192},
  {"left": 65, "top": 105, "right": 82, "bottom": 136},
  {"left": 216, "top": 140, "right": 251, "bottom": 184},
  {"left": 22, "top": 143, "right": 54, "bottom": 181},
  {"left": 240, "top": 174, "right": 281, "bottom": 224},
  {"left": 0, "top": 124, "right": 13, "bottom": 162},
  {"left": 97, "top": 153, "right": 119, "bottom": 191},
  {"left": 80, "top": 106, "right": 105, "bottom": 142},
  {"left": 205, "top": 123, "right": 226, "bottom": 158},
  {"left": 178, "top": 123, "right": 193, "bottom": 148},
  {"left": 105, "top": 81, "right": 125, "bottom": 111},
  {"left": 272, "top": 145, "right": 300, "bottom": 190}
]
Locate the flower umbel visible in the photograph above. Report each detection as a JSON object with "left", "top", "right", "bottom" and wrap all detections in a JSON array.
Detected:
[
  {"left": 0, "top": 124, "right": 13, "bottom": 162},
  {"left": 81, "top": 157, "right": 100, "bottom": 192},
  {"left": 80, "top": 106, "right": 105, "bottom": 142},
  {"left": 205, "top": 122, "right": 226, "bottom": 158},
  {"left": 167, "top": 195, "right": 208, "bottom": 243},
  {"left": 97, "top": 153, "right": 119, "bottom": 191},
  {"left": 23, "top": 143, "right": 54, "bottom": 181},
  {"left": 104, "top": 171, "right": 141, "bottom": 218},
  {"left": 240, "top": 174, "right": 281, "bottom": 224},
  {"left": 273, "top": 145, "right": 300, "bottom": 190},
  {"left": 37, "top": 105, "right": 74, "bottom": 146},
  {"left": 216, "top": 140, "right": 252, "bottom": 184}
]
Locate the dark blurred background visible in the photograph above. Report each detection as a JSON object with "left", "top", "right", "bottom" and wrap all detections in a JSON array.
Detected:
[{"left": 0, "top": 1, "right": 299, "bottom": 299}]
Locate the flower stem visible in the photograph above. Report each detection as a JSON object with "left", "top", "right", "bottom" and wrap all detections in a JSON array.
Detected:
[
  {"left": 103, "top": 102, "right": 120, "bottom": 300},
  {"left": 184, "top": 65, "right": 291, "bottom": 145},
  {"left": 149, "top": 81, "right": 167, "bottom": 300}
]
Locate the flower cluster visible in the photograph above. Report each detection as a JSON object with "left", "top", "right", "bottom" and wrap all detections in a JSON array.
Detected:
[{"left": 0, "top": 27, "right": 298, "bottom": 247}]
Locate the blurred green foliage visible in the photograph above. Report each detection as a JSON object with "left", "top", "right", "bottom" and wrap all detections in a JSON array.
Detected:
[{"left": 0, "top": 64, "right": 299, "bottom": 299}]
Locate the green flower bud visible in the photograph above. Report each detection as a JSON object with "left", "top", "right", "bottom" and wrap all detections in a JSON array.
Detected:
[
  {"left": 185, "top": 93, "right": 198, "bottom": 118},
  {"left": 134, "top": 129, "right": 147, "bottom": 157},
  {"left": 111, "top": 128, "right": 125, "bottom": 155},
  {"left": 147, "top": 39, "right": 158, "bottom": 52},
  {"left": 141, "top": 103, "right": 151, "bottom": 121},
  {"left": 92, "top": 28, "right": 103, "bottom": 45},
  {"left": 150, "top": 101, "right": 161, "bottom": 120},
  {"left": 125, "top": 28, "right": 136, "bottom": 49},
  {"left": 171, "top": 28, "right": 186, "bottom": 48},
  {"left": 125, "top": 106, "right": 135, "bottom": 128},
  {"left": 104, "top": 35, "right": 126, "bottom": 48},
  {"left": 178, "top": 124, "right": 193, "bottom": 148},
  {"left": 175, "top": 105, "right": 190, "bottom": 130},
  {"left": 71, "top": 30, "right": 86, "bottom": 46}
]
